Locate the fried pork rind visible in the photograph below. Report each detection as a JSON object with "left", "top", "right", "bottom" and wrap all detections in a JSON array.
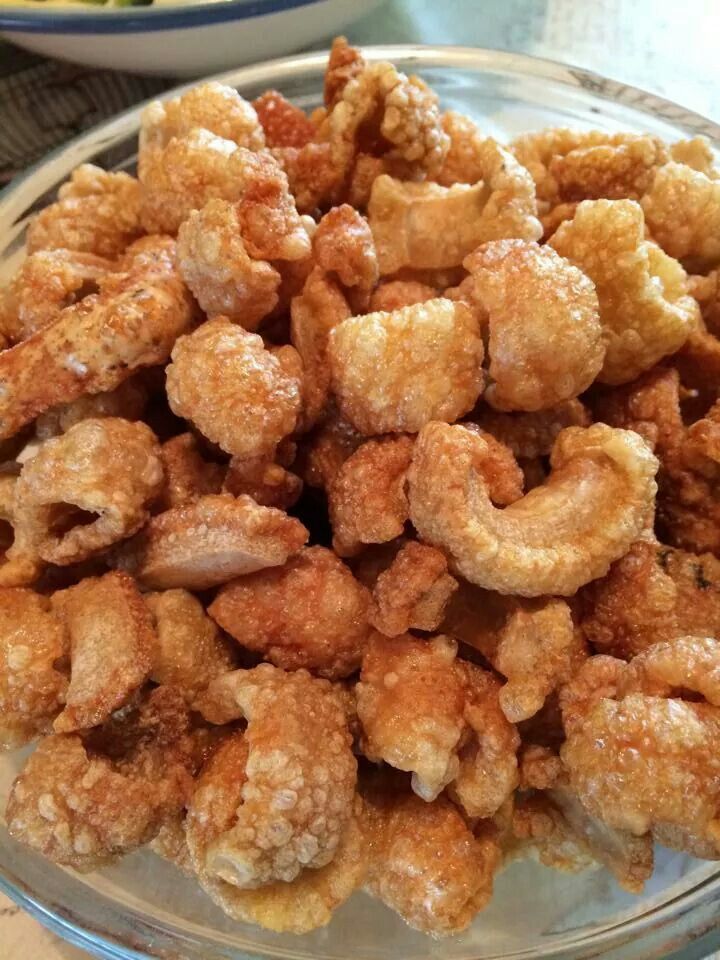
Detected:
[
  {"left": 35, "top": 379, "right": 149, "bottom": 442},
  {"left": 51, "top": 572, "right": 154, "bottom": 733},
  {"left": 116, "top": 493, "right": 307, "bottom": 590},
  {"left": 7, "top": 688, "right": 193, "bottom": 871},
  {"left": 669, "top": 137, "right": 718, "bottom": 176},
  {"left": 0, "top": 588, "right": 68, "bottom": 749},
  {"left": 368, "top": 279, "right": 437, "bottom": 312},
  {"left": 209, "top": 546, "right": 370, "bottom": 680},
  {"left": 323, "top": 35, "right": 365, "bottom": 109},
  {"left": 27, "top": 164, "right": 142, "bottom": 259},
  {"left": 166, "top": 318, "right": 302, "bottom": 459},
  {"left": 312, "top": 204, "right": 378, "bottom": 310},
  {"left": 0, "top": 237, "right": 194, "bottom": 441},
  {"left": 464, "top": 240, "right": 603, "bottom": 411},
  {"left": 548, "top": 199, "right": 698, "bottom": 384},
  {"left": 560, "top": 643, "right": 720, "bottom": 854},
  {"left": 472, "top": 399, "right": 590, "bottom": 460},
  {"left": 369, "top": 541, "right": 458, "bottom": 637},
  {"left": 329, "top": 298, "right": 483, "bottom": 435},
  {"left": 435, "top": 110, "right": 486, "bottom": 186},
  {"left": 368, "top": 138, "right": 541, "bottom": 274},
  {"left": 300, "top": 409, "right": 363, "bottom": 490},
  {"left": 327, "top": 435, "right": 413, "bottom": 556},
  {"left": 408, "top": 421, "right": 658, "bottom": 596},
  {"left": 0, "top": 250, "right": 111, "bottom": 345},
  {"left": 223, "top": 455, "right": 302, "bottom": 511},
  {"left": 642, "top": 162, "right": 720, "bottom": 267},
  {"left": 548, "top": 134, "right": 667, "bottom": 202},
  {"left": 690, "top": 269, "right": 720, "bottom": 336},
  {"left": 581, "top": 541, "right": 720, "bottom": 659},
  {"left": 14, "top": 418, "right": 163, "bottom": 566},
  {"left": 0, "top": 475, "right": 43, "bottom": 587},
  {"left": 363, "top": 781, "right": 500, "bottom": 936},
  {"left": 252, "top": 90, "right": 316, "bottom": 149},
  {"left": 158, "top": 433, "right": 224, "bottom": 510}
]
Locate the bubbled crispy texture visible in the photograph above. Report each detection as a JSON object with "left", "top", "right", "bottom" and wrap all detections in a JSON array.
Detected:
[
  {"left": 324, "top": 36, "right": 365, "bottom": 108},
  {"left": 223, "top": 455, "right": 302, "bottom": 511},
  {"left": 329, "top": 298, "right": 484, "bottom": 435},
  {"left": 14, "top": 418, "right": 164, "bottom": 566},
  {"left": 192, "top": 665, "right": 356, "bottom": 884},
  {"left": 35, "top": 379, "right": 148, "bottom": 442},
  {"left": 368, "top": 279, "right": 437, "bottom": 312},
  {"left": 145, "top": 589, "right": 237, "bottom": 703},
  {"left": 166, "top": 318, "right": 301, "bottom": 459},
  {"left": 435, "top": 110, "right": 487, "bottom": 186},
  {"left": 690, "top": 269, "right": 720, "bottom": 335},
  {"left": 0, "top": 588, "right": 68, "bottom": 749},
  {"left": 115, "top": 493, "right": 308, "bottom": 591},
  {"left": 465, "top": 240, "right": 604, "bottom": 411},
  {"left": 408, "top": 422, "right": 658, "bottom": 596},
  {"left": 621, "top": 636, "right": 720, "bottom": 706},
  {"left": 158, "top": 433, "right": 225, "bottom": 511},
  {"left": 370, "top": 541, "right": 458, "bottom": 637},
  {"left": 472, "top": 400, "right": 591, "bottom": 460},
  {"left": 328, "top": 435, "right": 413, "bottom": 556},
  {"left": 141, "top": 83, "right": 264, "bottom": 152},
  {"left": 312, "top": 204, "right": 378, "bottom": 306},
  {"left": 209, "top": 546, "right": 370, "bottom": 680},
  {"left": 300, "top": 411, "right": 363, "bottom": 491},
  {"left": 548, "top": 135, "right": 667, "bottom": 202},
  {"left": 52, "top": 572, "right": 155, "bottom": 733},
  {"left": 27, "top": 164, "right": 142, "bottom": 259},
  {"left": 642, "top": 162, "right": 720, "bottom": 267},
  {"left": 252, "top": 90, "right": 316, "bottom": 149},
  {"left": 549, "top": 199, "right": 698, "bottom": 385},
  {"left": 0, "top": 475, "right": 43, "bottom": 588}
]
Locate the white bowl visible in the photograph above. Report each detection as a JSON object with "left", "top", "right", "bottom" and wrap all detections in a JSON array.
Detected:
[{"left": 0, "top": 0, "right": 385, "bottom": 76}]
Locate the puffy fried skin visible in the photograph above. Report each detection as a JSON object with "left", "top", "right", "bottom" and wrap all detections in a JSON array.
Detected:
[
  {"left": 435, "top": 110, "right": 487, "bottom": 186},
  {"left": 368, "top": 279, "right": 437, "bottom": 312},
  {"left": 223, "top": 455, "right": 302, "bottom": 511},
  {"left": 312, "top": 204, "right": 378, "bottom": 309},
  {"left": 642, "top": 162, "right": 720, "bottom": 267},
  {"left": 166, "top": 318, "right": 302, "bottom": 459},
  {"left": 0, "top": 588, "right": 68, "bottom": 749},
  {"left": 464, "top": 240, "right": 604, "bottom": 411},
  {"left": 369, "top": 541, "right": 458, "bottom": 636},
  {"left": 329, "top": 298, "right": 484, "bottom": 435},
  {"left": 116, "top": 493, "right": 307, "bottom": 590},
  {"left": 363, "top": 781, "right": 500, "bottom": 936},
  {"left": 14, "top": 418, "right": 163, "bottom": 566},
  {"left": 548, "top": 134, "right": 667, "bottom": 202},
  {"left": 408, "top": 422, "right": 658, "bottom": 596},
  {"left": 252, "top": 90, "right": 316, "bottom": 148},
  {"left": 158, "top": 433, "right": 225, "bottom": 510},
  {"left": 0, "top": 475, "right": 43, "bottom": 587},
  {"left": 471, "top": 399, "right": 590, "bottom": 459},
  {"left": 209, "top": 546, "right": 370, "bottom": 679},
  {"left": 145, "top": 589, "right": 237, "bottom": 702},
  {"left": 52, "top": 572, "right": 155, "bottom": 733},
  {"left": 0, "top": 237, "right": 194, "bottom": 441},
  {"left": 27, "top": 164, "right": 142, "bottom": 258},
  {"left": 35, "top": 379, "right": 148, "bottom": 441},
  {"left": 299, "top": 410, "right": 363, "bottom": 491},
  {"left": 549, "top": 199, "right": 698, "bottom": 384},
  {"left": 327, "top": 435, "right": 413, "bottom": 556}
]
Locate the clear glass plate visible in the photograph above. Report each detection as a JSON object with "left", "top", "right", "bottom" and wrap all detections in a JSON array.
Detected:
[{"left": 1, "top": 45, "right": 720, "bottom": 960}]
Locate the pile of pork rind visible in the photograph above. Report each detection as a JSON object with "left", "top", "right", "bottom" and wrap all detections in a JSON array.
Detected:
[{"left": 2, "top": 36, "right": 720, "bottom": 937}]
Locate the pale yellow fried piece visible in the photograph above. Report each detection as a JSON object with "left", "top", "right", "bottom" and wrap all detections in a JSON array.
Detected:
[
  {"left": 435, "top": 110, "right": 486, "bottom": 186},
  {"left": 549, "top": 199, "right": 698, "bottom": 384},
  {"left": 312, "top": 204, "right": 378, "bottom": 309},
  {"left": 472, "top": 399, "right": 590, "bottom": 459},
  {"left": 0, "top": 250, "right": 112, "bottom": 345},
  {"left": 149, "top": 814, "right": 194, "bottom": 876},
  {"left": 540, "top": 200, "right": 580, "bottom": 239},
  {"left": 408, "top": 421, "right": 658, "bottom": 596},
  {"left": 0, "top": 237, "right": 194, "bottom": 441},
  {"left": 327, "top": 435, "right": 413, "bottom": 556},
  {"left": 223, "top": 455, "right": 302, "bottom": 510},
  {"left": 670, "top": 137, "right": 719, "bottom": 176},
  {"left": 642, "top": 162, "right": 720, "bottom": 267},
  {"left": 0, "top": 475, "right": 43, "bottom": 587},
  {"left": 329, "top": 298, "right": 483, "bottom": 435},
  {"left": 368, "top": 279, "right": 437, "bottom": 312},
  {"left": 252, "top": 90, "right": 316, "bottom": 149},
  {"left": 363, "top": 780, "right": 500, "bottom": 936},
  {"left": 145, "top": 589, "right": 237, "bottom": 703},
  {"left": 186, "top": 731, "right": 365, "bottom": 932},
  {"left": 368, "top": 138, "right": 542, "bottom": 274},
  {"left": 166, "top": 318, "right": 302, "bottom": 459},
  {"left": 14, "top": 418, "right": 163, "bottom": 566},
  {"left": 549, "top": 135, "right": 667, "bottom": 202},
  {"left": 369, "top": 541, "right": 458, "bottom": 636},
  {"left": 116, "top": 493, "right": 307, "bottom": 590},
  {"left": 357, "top": 633, "right": 467, "bottom": 800},
  {"left": 35, "top": 379, "right": 148, "bottom": 441},
  {"left": 27, "top": 164, "right": 142, "bottom": 258},
  {"left": 689, "top": 269, "right": 720, "bottom": 336},
  {"left": 209, "top": 546, "right": 370, "bottom": 679},
  {"left": 0, "top": 588, "right": 68, "bottom": 749},
  {"left": 158, "top": 433, "right": 225, "bottom": 511},
  {"left": 464, "top": 240, "right": 604, "bottom": 411},
  {"left": 300, "top": 409, "right": 363, "bottom": 490},
  {"left": 52, "top": 572, "right": 155, "bottom": 733}
]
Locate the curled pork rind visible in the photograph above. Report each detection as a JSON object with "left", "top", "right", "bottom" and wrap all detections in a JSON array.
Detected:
[
  {"left": 641, "top": 162, "right": 720, "bottom": 267},
  {"left": 209, "top": 546, "right": 370, "bottom": 680},
  {"left": 0, "top": 588, "right": 68, "bottom": 749},
  {"left": 158, "top": 433, "right": 225, "bottom": 511},
  {"left": 327, "top": 435, "right": 413, "bottom": 556},
  {"left": 116, "top": 493, "right": 307, "bottom": 590},
  {"left": 166, "top": 318, "right": 302, "bottom": 459},
  {"left": 368, "top": 138, "right": 541, "bottom": 274},
  {"left": 560, "top": 642, "right": 720, "bottom": 855},
  {"left": 52, "top": 572, "right": 154, "bottom": 733},
  {"left": 0, "top": 475, "right": 42, "bottom": 587},
  {"left": 408, "top": 421, "right": 658, "bottom": 596},
  {"left": 472, "top": 399, "right": 590, "bottom": 460},
  {"left": 252, "top": 90, "right": 316, "bottom": 149},
  {"left": 328, "top": 298, "right": 484, "bottom": 435},
  {"left": 548, "top": 199, "right": 698, "bottom": 384},
  {"left": 363, "top": 780, "right": 500, "bottom": 936},
  {"left": 145, "top": 589, "right": 237, "bottom": 703},
  {"left": 0, "top": 237, "right": 194, "bottom": 441},
  {"left": 369, "top": 541, "right": 458, "bottom": 636},
  {"left": 0, "top": 250, "right": 111, "bottom": 345},
  {"left": 464, "top": 240, "right": 604, "bottom": 411},
  {"left": 35, "top": 379, "right": 148, "bottom": 442},
  {"left": 14, "top": 418, "right": 163, "bottom": 566},
  {"left": 27, "top": 164, "right": 142, "bottom": 259}
]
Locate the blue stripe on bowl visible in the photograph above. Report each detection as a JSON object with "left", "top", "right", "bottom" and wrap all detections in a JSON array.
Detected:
[{"left": 0, "top": 0, "right": 325, "bottom": 34}]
